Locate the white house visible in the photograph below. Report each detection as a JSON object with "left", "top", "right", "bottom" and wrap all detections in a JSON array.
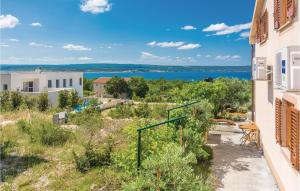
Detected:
[
  {"left": 249, "top": 0, "right": 300, "bottom": 190},
  {"left": 0, "top": 70, "right": 83, "bottom": 107}
]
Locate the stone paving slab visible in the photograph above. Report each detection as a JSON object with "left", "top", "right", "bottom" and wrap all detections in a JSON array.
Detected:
[{"left": 208, "top": 124, "right": 278, "bottom": 191}]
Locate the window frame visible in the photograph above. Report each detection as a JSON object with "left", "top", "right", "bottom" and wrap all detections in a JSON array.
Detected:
[{"left": 56, "top": 79, "right": 60, "bottom": 88}]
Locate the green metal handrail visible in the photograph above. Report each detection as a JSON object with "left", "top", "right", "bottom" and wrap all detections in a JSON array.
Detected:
[
  {"left": 167, "top": 100, "right": 201, "bottom": 122},
  {"left": 137, "top": 116, "right": 186, "bottom": 169}
]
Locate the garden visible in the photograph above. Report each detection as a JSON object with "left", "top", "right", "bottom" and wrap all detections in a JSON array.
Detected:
[{"left": 0, "top": 77, "right": 251, "bottom": 190}]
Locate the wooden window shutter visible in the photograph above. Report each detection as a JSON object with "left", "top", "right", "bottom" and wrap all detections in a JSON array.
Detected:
[
  {"left": 290, "top": 107, "right": 300, "bottom": 170},
  {"left": 256, "top": 20, "right": 261, "bottom": 43},
  {"left": 275, "top": 98, "right": 282, "bottom": 144},
  {"left": 274, "top": 0, "right": 280, "bottom": 29},
  {"left": 287, "top": 0, "right": 295, "bottom": 18},
  {"left": 264, "top": 10, "right": 269, "bottom": 39}
]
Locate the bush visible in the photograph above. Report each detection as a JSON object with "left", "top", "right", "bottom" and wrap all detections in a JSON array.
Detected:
[
  {"left": 24, "top": 96, "right": 37, "bottom": 110},
  {"left": 108, "top": 105, "right": 134, "bottom": 119},
  {"left": 134, "top": 103, "right": 150, "bottom": 118},
  {"left": 73, "top": 139, "right": 113, "bottom": 173},
  {"left": 0, "top": 140, "right": 16, "bottom": 159},
  {"left": 38, "top": 93, "right": 49, "bottom": 111},
  {"left": 123, "top": 144, "right": 211, "bottom": 191},
  {"left": 17, "top": 118, "right": 71, "bottom": 146},
  {"left": 0, "top": 91, "right": 11, "bottom": 111},
  {"left": 10, "top": 91, "right": 23, "bottom": 110},
  {"left": 58, "top": 90, "right": 70, "bottom": 108},
  {"left": 70, "top": 90, "right": 80, "bottom": 108}
]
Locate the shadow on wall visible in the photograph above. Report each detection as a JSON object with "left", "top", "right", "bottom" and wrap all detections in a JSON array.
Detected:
[{"left": 268, "top": 82, "right": 274, "bottom": 104}]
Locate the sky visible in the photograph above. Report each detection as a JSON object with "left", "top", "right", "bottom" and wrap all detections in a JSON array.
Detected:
[{"left": 0, "top": 0, "right": 255, "bottom": 66}]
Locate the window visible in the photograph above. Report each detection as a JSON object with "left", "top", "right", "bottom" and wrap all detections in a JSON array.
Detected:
[
  {"left": 276, "top": 98, "right": 300, "bottom": 170},
  {"left": 63, "top": 79, "right": 66, "bottom": 88},
  {"left": 3, "top": 84, "right": 8, "bottom": 90},
  {"left": 69, "top": 78, "right": 73, "bottom": 87},
  {"left": 48, "top": 80, "right": 52, "bottom": 88},
  {"left": 274, "top": 0, "right": 296, "bottom": 30},
  {"left": 56, "top": 79, "right": 60, "bottom": 88},
  {"left": 79, "top": 77, "right": 82, "bottom": 86},
  {"left": 256, "top": 10, "right": 268, "bottom": 44}
]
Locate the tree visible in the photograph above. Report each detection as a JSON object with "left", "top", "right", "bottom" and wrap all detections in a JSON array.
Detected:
[
  {"left": 128, "top": 77, "right": 149, "bottom": 98},
  {"left": 83, "top": 78, "right": 93, "bottom": 91},
  {"left": 104, "top": 76, "right": 130, "bottom": 98},
  {"left": 70, "top": 90, "right": 80, "bottom": 108},
  {"left": 58, "top": 90, "right": 70, "bottom": 108},
  {"left": 38, "top": 93, "right": 49, "bottom": 111},
  {"left": 10, "top": 91, "right": 23, "bottom": 110},
  {"left": 123, "top": 144, "right": 210, "bottom": 191}
]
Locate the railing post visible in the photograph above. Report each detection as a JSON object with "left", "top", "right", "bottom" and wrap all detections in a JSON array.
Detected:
[
  {"left": 167, "top": 110, "right": 170, "bottom": 126},
  {"left": 137, "top": 130, "right": 142, "bottom": 169}
]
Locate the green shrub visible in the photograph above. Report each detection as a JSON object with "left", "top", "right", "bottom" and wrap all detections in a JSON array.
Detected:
[
  {"left": 123, "top": 144, "right": 211, "bottom": 191},
  {"left": 73, "top": 140, "right": 113, "bottom": 173},
  {"left": 0, "top": 140, "right": 16, "bottom": 159},
  {"left": 24, "top": 96, "right": 37, "bottom": 109},
  {"left": 38, "top": 93, "right": 49, "bottom": 111},
  {"left": 0, "top": 91, "right": 11, "bottom": 111},
  {"left": 108, "top": 105, "right": 133, "bottom": 119},
  {"left": 58, "top": 90, "right": 70, "bottom": 108},
  {"left": 70, "top": 90, "right": 80, "bottom": 108},
  {"left": 17, "top": 118, "right": 71, "bottom": 146},
  {"left": 134, "top": 103, "right": 150, "bottom": 118},
  {"left": 10, "top": 91, "right": 23, "bottom": 110}
]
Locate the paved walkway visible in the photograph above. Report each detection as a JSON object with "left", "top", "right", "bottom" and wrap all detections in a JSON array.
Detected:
[{"left": 208, "top": 124, "right": 278, "bottom": 191}]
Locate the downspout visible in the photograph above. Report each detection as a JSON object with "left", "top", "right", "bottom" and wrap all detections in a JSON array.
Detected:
[{"left": 251, "top": 44, "right": 255, "bottom": 122}]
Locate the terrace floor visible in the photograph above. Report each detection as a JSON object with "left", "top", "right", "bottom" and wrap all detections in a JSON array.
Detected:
[{"left": 208, "top": 123, "right": 278, "bottom": 191}]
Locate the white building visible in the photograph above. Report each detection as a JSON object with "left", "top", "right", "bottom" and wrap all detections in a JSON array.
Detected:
[
  {"left": 0, "top": 70, "right": 83, "bottom": 107},
  {"left": 249, "top": 0, "right": 300, "bottom": 190}
]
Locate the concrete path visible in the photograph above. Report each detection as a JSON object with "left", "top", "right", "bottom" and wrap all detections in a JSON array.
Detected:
[{"left": 208, "top": 124, "right": 278, "bottom": 191}]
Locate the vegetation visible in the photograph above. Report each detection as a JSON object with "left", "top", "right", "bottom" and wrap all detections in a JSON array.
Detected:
[
  {"left": 128, "top": 77, "right": 149, "bottom": 98},
  {"left": 0, "top": 77, "right": 251, "bottom": 190},
  {"left": 37, "top": 92, "right": 49, "bottom": 111},
  {"left": 104, "top": 76, "right": 130, "bottom": 98}
]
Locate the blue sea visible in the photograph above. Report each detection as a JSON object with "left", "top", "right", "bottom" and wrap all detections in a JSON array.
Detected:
[{"left": 0, "top": 64, "right": 251, "bottom": 81}]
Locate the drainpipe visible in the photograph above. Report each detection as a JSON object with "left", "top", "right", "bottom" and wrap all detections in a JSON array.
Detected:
[{"left": 251, "top": 44, "right": 255, "bottom": 122}]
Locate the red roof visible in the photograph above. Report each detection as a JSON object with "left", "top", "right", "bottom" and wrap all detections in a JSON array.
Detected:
[{"left": 93, "top": 77, "right": 130, "bottom": 84}]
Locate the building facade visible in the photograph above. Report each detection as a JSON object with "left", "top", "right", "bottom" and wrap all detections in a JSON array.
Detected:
[
  {"left": 249, "top": 0, "right": 300, "bottom": 190},
  {"left": 0, "top": 70, "right": 83, "bottom": 107},
  {"left": 93, "top": 77, "right": 130, "bottom": 98}
]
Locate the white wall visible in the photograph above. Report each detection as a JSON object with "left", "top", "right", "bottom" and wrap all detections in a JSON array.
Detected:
[
  {"left": 254, "top": 0, "right": 300, "bottom": 190},
  {"left": 45, "top": 72, "right": 83, "bottom": 97},
  {"left": 0, "top": 73, "right": 11, "bottom": 90}
]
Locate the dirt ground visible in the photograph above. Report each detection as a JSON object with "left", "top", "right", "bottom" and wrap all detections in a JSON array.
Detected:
[{"left": 208, "top": 124, "right": 279, "bottom": 191}]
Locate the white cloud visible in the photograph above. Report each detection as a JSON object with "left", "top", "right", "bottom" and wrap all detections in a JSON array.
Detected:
[
  {"left": 215, "top": 55, "right": 241, "bottom": 61},
  {"left": 140, "top": 51, "right": 171, "bottom": 63},
  {"left": 29, "top": 42, "right": 53, "bottom": 48},
  {"left": 80, "top": 0, "right": 112, "bottom": 14},
  {"left": 177, "top": 43, "right": 201, "bottom": 50},
  {"left": 205, "top": 54, "right": 212, "bottom": 58},
  {"left": 30, "top": 22, "right": 42, "bottom": 27},
  {"left": 78, "top": 56, "right": 93, "bottom": 61},
  {"left": 0, "top": 43, "right": 9, "bottom": 47},
  {"left": 202, "top": 23, "right": 228, "bottom": 32},
  {"left": 196, "top": 54, "right": 202, "bottom": 57},
  {"left": 147, "top": 41, "right": 185, "bottom": 48},
  {"left": 8, "top": 38, "right": 19, "bottom": 42},
  {"left": 237, "top": 31, "right": 250, "bottom": 40},
  {"left": 181, "top": 25, "right": 197, "bottom": 30},
  {"left": 0, "top": 14, "right": 19, "bottom": 29},
  {"left": 203, "top": 22, "right": 251, "bottom": 36},
  {"left": 62, "top": 44, "right": 91, "bottom": 51}
]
